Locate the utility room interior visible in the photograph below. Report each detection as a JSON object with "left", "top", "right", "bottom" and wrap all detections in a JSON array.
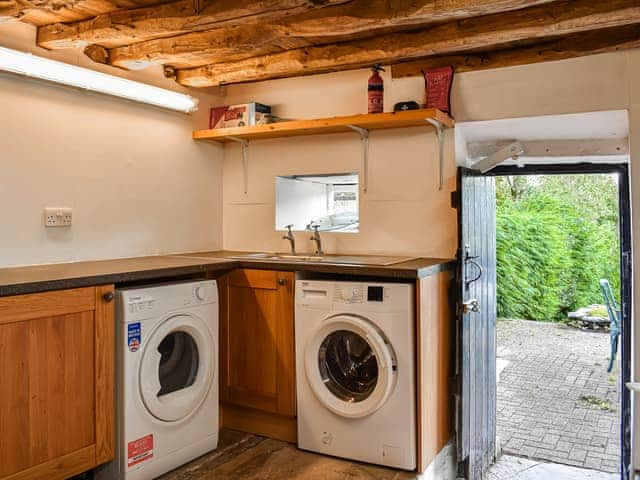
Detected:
[{"left": 0, "top": 2, "right": 639, "bottom": 480}]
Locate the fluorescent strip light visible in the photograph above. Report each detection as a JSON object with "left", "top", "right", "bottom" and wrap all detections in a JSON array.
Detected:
[{"left": 0, "top": 46, "right": 198, "bottom": 113}]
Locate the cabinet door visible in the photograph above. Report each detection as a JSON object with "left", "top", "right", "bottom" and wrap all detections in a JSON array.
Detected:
[
  {"left": 221, "top": 269, "right": 295, "bottom": 417},
  {"left": 0, "top": 286, "right": 114, "bottom": 480}
]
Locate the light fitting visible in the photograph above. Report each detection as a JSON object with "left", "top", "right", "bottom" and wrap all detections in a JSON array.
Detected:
[{"left": 0, "top": 46, "right": 198, "bottom": 113}]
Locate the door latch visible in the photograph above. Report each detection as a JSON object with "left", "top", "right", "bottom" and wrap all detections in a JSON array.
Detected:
[
  {"left": 463, "top": 299, "right": 480, "bottom": 314},
  {"left": 464, "top": 244, "right": 483, "bottom": 290}
]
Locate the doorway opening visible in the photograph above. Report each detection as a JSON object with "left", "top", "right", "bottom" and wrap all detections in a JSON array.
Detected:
[
  {"left": 493, "top": 171, "right": 624, "bottom": 477},
  {"left": 455, "top": 112, "right": 632, "bottom": 480}
]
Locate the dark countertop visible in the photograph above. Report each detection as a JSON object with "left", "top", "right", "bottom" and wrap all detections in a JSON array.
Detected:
[
  {"left": 174, "top": 251, "right": 456, "bottom": 280},
  {"left": 0, "top": 256, "right": 234, "bottom": 297},
  {"left": 0, "top": 251, "right": 456, "bottom": 297}
]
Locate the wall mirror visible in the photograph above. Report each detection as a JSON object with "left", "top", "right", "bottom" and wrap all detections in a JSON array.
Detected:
[{"left": 275, "top": 173, "right": 359, "bottom": 233}]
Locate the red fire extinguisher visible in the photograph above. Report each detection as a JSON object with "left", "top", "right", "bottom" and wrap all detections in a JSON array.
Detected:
[{"left": 368, "top": 64, "right": 385, "bottom": 114}]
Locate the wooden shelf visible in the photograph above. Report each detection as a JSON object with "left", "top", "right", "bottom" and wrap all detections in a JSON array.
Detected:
[{"left": 192, "top": 108, "right": 454, "bottom": 142}]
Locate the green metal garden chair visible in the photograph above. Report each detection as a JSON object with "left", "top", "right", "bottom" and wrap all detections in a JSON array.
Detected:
[{"left": 600, "top": 279, "right": 621, "bottom": 373}]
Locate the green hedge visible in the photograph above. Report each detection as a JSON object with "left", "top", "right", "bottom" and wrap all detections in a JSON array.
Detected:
[{"left": 496, "top": 175, "right": 620, "bottom": 321}]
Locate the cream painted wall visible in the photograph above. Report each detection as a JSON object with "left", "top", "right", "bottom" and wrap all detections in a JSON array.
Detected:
[
  {"left": 222, "top": 69, "right": 458, "bottom": 258},
  {"left": 222, "top": 50, "right": 640, "bottom": 470},
  {"left": 0, "top": 22, "right": 225, "bottom": 267}
]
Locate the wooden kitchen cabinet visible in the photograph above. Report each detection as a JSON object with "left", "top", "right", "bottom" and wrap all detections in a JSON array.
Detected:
[
  {"left": 0, "top": 286, "right": 115, "bottom": 480},
  {"left": 218, "top": 269, "right": 296, "bottom": 442}
]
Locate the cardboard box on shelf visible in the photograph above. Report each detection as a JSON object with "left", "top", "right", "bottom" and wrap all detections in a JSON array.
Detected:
[{"left": 209, "top": 103, "right": 272, "bottom": 129}]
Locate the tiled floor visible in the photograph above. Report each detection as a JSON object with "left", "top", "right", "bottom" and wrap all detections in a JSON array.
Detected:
[{"left": 496, "top": 319, "right": 621, "bottom": 473}]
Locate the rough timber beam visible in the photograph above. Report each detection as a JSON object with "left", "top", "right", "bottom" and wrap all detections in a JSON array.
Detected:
[
  {"left": 175, "top": 0, "right": 640, "bottom": 87},
  {"left": 391, "top": 24, "right": 640, "bottom": 77},
  {"left": 98, "top": 25, "right": 314, "bottom": 70},
  {"left": 36, "top": 0, "right": 351, "bottom": 49},
  {"left": 2, "top": 0, "right": 168, "bottom": 26},
  {"left": 84, "top": 0, "right": 557, "bottom": 70}
]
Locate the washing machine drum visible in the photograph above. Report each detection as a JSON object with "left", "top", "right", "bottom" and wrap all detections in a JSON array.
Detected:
[
  {"left": 139, "top": 314, "right": 215, "bottom": 422},
  {"left": 305, "top": 314, "right": 397, "bottom": 418}
]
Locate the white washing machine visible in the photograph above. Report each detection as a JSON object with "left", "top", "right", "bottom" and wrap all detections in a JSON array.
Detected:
[
  {"left": 96, "top": 280, "right": 219, "bottom": 480},
  {"left": 295, "top": 279, "right": 416, "bottom": 470}
]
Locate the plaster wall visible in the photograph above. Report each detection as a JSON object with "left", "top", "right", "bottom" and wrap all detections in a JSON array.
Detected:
[{"left": 0, "top": 21, "right": 225, "bottom": 267}]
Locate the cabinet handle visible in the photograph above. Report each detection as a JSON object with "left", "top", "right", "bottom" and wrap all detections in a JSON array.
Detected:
[
  {"left": 103, "top": 291, "right": 115, "bottom": 302},
  {"left": 278, "top": 278, "right": 286, "bottom": 286}
]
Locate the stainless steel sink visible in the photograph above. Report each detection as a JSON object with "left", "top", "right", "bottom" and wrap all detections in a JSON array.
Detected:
[
  {"left": 228, "top": 253, "right": 327, "bottom": 262},
  {"left": 226, "top": 253, "right": 416, "bottom": 266}
]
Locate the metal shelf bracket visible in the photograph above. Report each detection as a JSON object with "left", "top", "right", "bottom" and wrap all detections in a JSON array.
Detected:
[
  {"left": 228, "top": 136, "right": 250, "bottom": 194},
  {"left": 426, "top": 118, "right": 445, "bottom": 191},
  {"left": 347, "top": 125, "right": 370, "bottom": 193}
]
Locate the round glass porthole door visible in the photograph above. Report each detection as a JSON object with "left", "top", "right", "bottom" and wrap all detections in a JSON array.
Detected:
[
  {"left": 139, "top": 314, "right": 214, "bottom": 422},
  {"left": 305, "top": 315, "right": 396, "bottom": 418},
  {"left": 157, "top": 332, "right": 199, "bottom": 396},
  {"left": 319, "top": 330, "right": 379, "bottom": 402}
]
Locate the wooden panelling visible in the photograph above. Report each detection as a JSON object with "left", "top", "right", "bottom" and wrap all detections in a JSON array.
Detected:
[
  {"left": 0, "top": 288, "right": 95, "bottom": 325},
  {"left": 94, "top": 285, "right": 115, "bottom": 465},
  {"left": 416, "top": 270, "right": 455, "bottom": 472},
  {"left": 0, "top": 285, "right": 115, "bottom": 480},
  {"left": 227, "top": 268, "right": 279, "bottom": 290},
  {"left": 220, "top": 269, "right": 296, "bottom": 436},
  {"left": 0, "top": 310, "right": 95, "bottom": 477},
  {"left": 3, "top": 446, "right": 96, "bottom": 480},
  {"left": 226, "top": 283, "right": 279, "bottom": 411},
  {"left": 221, "top": 405, "right": 297, "bottom": 443},
  {"left": 275, "top": 271, "right": 295, "bottom": 416}
]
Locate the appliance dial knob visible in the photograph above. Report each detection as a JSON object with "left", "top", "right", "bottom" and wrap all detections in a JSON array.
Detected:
[
  {"left": 195, "top": 286, "right": 206, "bottom": 301},
  {"left": 341, "top": 288, "right": 354, "bottom": 301}
]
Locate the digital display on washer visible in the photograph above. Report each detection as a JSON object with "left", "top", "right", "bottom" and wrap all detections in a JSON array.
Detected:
[{"left": 367, "top": 286, "right": 384, "bottom": 302}]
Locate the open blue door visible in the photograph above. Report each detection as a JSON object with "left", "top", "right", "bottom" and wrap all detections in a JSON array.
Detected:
[{"left": 457, "top": 168, "right": 497, "bottom": 479}]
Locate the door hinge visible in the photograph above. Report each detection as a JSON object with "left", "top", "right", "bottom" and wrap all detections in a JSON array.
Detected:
[
  {"left": 451, "top": 190, "right": 459, "bottom": 209},
  {"left": 451, "top": 375, "right": 461, "bottom": 395}
]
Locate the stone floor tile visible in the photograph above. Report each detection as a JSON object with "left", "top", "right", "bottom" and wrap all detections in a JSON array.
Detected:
[{"left": 161, "top": 430, "right": 417, "bottom": 480}]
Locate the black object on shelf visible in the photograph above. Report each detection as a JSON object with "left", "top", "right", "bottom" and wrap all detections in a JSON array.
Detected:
[{"left": 393, "top": 101, "right": 420, "bottom": 112}]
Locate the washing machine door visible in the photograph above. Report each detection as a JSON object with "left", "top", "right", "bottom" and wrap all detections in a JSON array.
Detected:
[
  {"left": 139, "top": 313, "right": 215, "bottom": 422},
  {"left": 305, "top": 314, "right": 397, "bottom": 418}
]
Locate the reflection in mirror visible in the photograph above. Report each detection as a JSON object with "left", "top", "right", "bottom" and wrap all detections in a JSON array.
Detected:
[{"left": 276, "top": 173, "right": 359, "bottom": 233}]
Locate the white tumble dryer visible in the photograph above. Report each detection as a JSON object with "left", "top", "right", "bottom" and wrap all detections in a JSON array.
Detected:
[
  {"left": 295, "top": 279, "right": 416, "bottom": 470},
  {"left": 96, "top": 280, "right": 219, "bottom": 480}
]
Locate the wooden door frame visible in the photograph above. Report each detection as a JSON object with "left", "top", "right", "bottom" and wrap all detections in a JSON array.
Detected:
[{"left": 480, "top": 162, "right": 632, "bottom": 480}]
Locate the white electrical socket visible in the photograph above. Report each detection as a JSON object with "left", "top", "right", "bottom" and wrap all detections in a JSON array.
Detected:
[{"left": 44, "top": 207, "right": 72, "bottom": 227}]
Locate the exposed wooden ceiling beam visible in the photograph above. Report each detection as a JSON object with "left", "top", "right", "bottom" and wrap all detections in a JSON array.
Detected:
[
  {"left": 175, "top": 0, "right": 640, "bottom": 87},
  {"left": 391, "top": 24, "right": 640, "bottom": 77},
  {"left": 75, "top": 0, "right": 558, "bottom": 70},
  {"left": 37, "top": 0, "right": 350, "bottom": 49},
  {"left": 0, "top": 0, "right": 22, "bottom": 18},
  {"left": 2, "top": 0, "right": 166, "bottom": 26},
  {"left": 102, "top": 25, "right": 314, "bottom": 70},
  {"left": 38, "top": 0, "right": 550, "bottom": 69}
]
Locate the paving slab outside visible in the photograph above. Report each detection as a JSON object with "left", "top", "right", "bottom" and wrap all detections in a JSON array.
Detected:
[
  {"left": 496, "top": 319, "right": 621, "bottom": 474},
  {"left": 488, "top": 455, "right": 618, "bottom": 480}
]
